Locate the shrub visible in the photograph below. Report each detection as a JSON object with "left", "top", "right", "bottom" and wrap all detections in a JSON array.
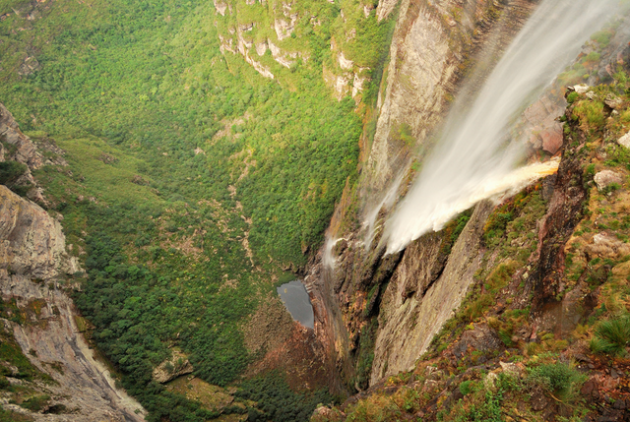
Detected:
[
  {"left": 0, "top": 161, "right": 27, "bottom": 186},
  {"left": 20, "top": 394, "right": 50, "bottom": 412},
  {"left": 590, "top": 314, "right": 630, "bottom": 356},
  {"left": 603, "top": 182, "right": 621, "bottom": 195},
  {"left": 574, "top": 100, "right": 605, "bottom": 127},
  {"left": 459, "top": 380, "right": 475, "bottom": 396},
  {"left": 591, "top": 30, "right": 613, "bottom": 47},
  {"left": 528, "top": 362, "right": 586, "bottom": 400},
  {"left": 583, "top": 164, "right": 596, "bottom": 180}
]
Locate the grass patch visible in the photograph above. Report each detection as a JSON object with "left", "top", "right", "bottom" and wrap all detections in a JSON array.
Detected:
[{"left": 590, "top": 314, "right": 630, "bottom": 356}]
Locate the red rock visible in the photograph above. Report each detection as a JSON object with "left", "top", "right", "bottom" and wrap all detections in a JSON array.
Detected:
[
  {"left": 541, "top": 124, "right": 564, "bottom": 154},
  {"left": 581, "top": 377, "right": 599, "bottom": 398}
]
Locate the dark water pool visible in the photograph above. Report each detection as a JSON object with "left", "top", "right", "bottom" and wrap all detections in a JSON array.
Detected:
[{"left": 277, "top": 280, "right": 314, "bottom": 329}]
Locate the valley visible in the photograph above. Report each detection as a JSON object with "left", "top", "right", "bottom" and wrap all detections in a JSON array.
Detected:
[{"left": 2, "top": 0, "right": 630, "bottom": 421}]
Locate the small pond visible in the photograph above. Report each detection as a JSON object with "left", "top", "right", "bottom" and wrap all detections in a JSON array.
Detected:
[{"left": 276, "top": 280, "right": 314, "bottom": 329}]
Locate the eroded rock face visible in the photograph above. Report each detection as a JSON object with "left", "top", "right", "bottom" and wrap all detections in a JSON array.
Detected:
[
  {"left": 369, "top": 201, "right": 493, "bottom": 383},
  {"left": 532, "top": 101, "right": 589, "bottom": 310},
  {"left": 0, "top": 187, "right": 78, "bottom": 280},
  {"left": 0, "top": 102, "right": 66, "bottom": 204},
  {"left": 366, "top": 0, "right": 537, "bottom": 197},
  {"left": 0, "top": 186, "right": 145, "bottom": 421}
]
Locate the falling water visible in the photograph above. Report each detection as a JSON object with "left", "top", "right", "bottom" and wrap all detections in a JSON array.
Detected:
[{"left": 384, "top": 0, "right": 621, "bottom": 254}]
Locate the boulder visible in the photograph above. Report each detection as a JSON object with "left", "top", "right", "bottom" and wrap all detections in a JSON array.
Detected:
[
  {"left": 499, "top": 361, "right": 523, "bottom": 377},
  {"left": 152, "top": 350, "right": 194, "bottom": 383},
  {"left": 452, "top": 325, "right": 503, "bottom": 358},
  {"left": 585, "top": 232, "right": 630, "bottom": 261},
  {"left": 593, "top": 170, "right": 622, "bottom": 191},
  {"left": 617, "top": 131, "right": 630, "bottom": 149},
  {"left": 541, "top": 125, "right": 563, "bottom": 154},
  {"left": 605, "top": 93, "right": 623, "bottom": 110},
  {"left": 573, "top": 84, "right": 591, "bottom": 94}
]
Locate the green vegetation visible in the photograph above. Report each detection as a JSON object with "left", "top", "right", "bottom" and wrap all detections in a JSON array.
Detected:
[
  {"left": 448, "top": 375, "right": 513, "bottom": 422},
  {"left": 0, "top": 408, "right": 33, "bottom": 422},
  {"left": 236, "top": 372, "right": 334, "bottom": 422},
  {"left": 353, "top": 319, "right": 378, "bottom": 391},
  {"left": 590, "top": 314, "right": 630, "bottom": 356},
  {"left": 0, "top": 161, "right": 26, "bottom": 185},
  {"left": 440, "top": 210, "right": 472, "bottom": 255},
  {"left": 19, "top": 395, "right": 50, "bottom": 412},
  {"left": 528, "top": 361, "right": 586, "bottom": 402},
  {"left": 0, "top": 326, "right": 53, "bottom": 384},
  {"left": 0, "top": 160, "right": 30, "bottom": 196},
  {"left": 0, "top": 0, "right": 366, "bottom": 266}
]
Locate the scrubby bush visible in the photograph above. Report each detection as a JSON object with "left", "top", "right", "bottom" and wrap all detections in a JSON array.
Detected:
[
  {"left": 528, "top": 362, "right": 586, "bottom": 401},
  {"left": 0, "top": 161, "right": 27, "bottom": 186},
  {"left": 591, "top": 314, "right": 630, "bottom": 356},
  {"left": 20, "top": 394, "right": 50, "bottom": 412}
]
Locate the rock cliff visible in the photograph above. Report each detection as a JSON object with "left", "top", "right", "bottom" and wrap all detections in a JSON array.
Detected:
[{"left": 307, "top": 0, "right": 541, "bottom": 391}]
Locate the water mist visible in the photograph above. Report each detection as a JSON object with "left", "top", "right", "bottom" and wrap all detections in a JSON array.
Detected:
[{"left": 383, "top": 0, "right": 621, "bottom": 254}]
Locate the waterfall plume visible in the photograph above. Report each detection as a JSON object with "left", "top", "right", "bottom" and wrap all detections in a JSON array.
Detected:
[{"left": 384, "top": 0, "right": 620, "bottom": 254}]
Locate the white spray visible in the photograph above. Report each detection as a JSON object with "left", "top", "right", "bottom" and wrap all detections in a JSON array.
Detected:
[{"left": 384, "top": 0, "right": 620, "bottom": 254}]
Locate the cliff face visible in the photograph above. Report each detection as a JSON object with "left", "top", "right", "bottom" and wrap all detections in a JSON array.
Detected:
[
  {"left": 0, "top": 112, "right": 144, "bottom": 421},
  {"left": 309, "top": 0, "right": 630, "bottom": 404},
  {"left": 211, "top": 0, "right": 387, "bottom": 101},
  {"left": 369, "top": 201, "right": 493, "bottom": 383},
  {"left": 308, "top": 0, "right": 541, "bottom": 390}
]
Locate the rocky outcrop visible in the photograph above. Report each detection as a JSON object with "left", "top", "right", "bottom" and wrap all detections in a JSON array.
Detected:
[
  {"left": 0, "top": 103, "right": 43, "bottom": 171},
  {"left": 212, "top": 0, "right": 371, "bottom": 100},
  {"left": 0, "top": 186, "right": 78, "bottom": 280},
  {"left": 0, "top": 177, "right": 145, "bottom": 420},
  {"left": 0, "top": 102, "right": 68, "bottom": 204},
  {"left": 152, "top": 350, "right": 194, "bottom": 384},
  {"left": 531, "top": 101, "right": 590, "bottom": 310},
  {"left": 366, "top": 0, "right": 537, "bottom": 196}
]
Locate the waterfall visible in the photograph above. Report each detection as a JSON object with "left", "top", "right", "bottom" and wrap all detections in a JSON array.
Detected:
[{"left": 384, "top": 0, "right": 621, "bottom": 254}]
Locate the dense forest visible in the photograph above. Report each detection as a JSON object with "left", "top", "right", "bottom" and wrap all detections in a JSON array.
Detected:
[{"left": 0, "top": 0, "right": 394, "bottom": 419}]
